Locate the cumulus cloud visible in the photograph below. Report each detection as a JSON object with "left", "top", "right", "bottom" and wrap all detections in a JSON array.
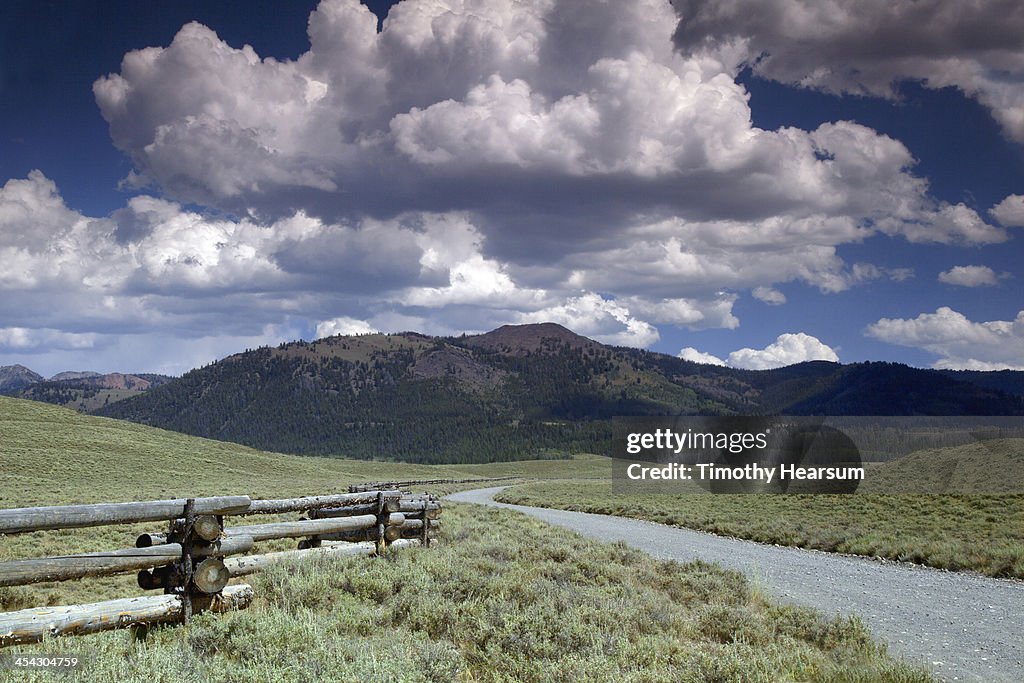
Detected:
[
  {"left": 866, "top": 307, "right": 1024, "bottom": 370},
  {"left": 315, "top": 317, "right": 379, "bottom": 338},
  {"left": 82, "top": 0, "right": 1011, "bottom": 338},
  {"left": 2, "top": 0, "right": 1017, "bottom": 372},
  {"left": 679, "top": 332, "right": 839, "bottom": 369},
  {"left": 726, "top": 333, "right": 840, "bottom": 370},
  {"left": 0, "top": 170, "right": 674, "bottom": 368},
  {"left": 673, "top": 0, "right": 1024, "bottom": 142},
  {"left": 937, "top": 265, "right": 1002, "bottom": 287},
  {"left": 991, "top": 194, "right": 1024, "bottom": 227},
  {"left": 0, "top": 172, "right": 122, "bottom": 291},
  {"left": 92, "top": 0, "right": 1005, "bottom": 248},
  {"left": 623, "top": 294, "right": 740, "bottom": 329},
  {"left": 518, "top": 293, "right": 660, "bottom": 348},
  {"left": 678, "top": 347, "right": 727, "bottom": 366}
]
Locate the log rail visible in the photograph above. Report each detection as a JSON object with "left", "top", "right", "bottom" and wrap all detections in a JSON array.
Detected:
[
  {"left": 0, "top": 485, "right": 442, "bottom": 646},
  {"left": 347, "top": 476, "right": 517, "bottom": 492}
]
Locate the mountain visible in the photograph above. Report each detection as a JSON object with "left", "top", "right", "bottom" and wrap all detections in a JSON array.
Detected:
[
  {"left": 464, "top": 322, "right": 597, "bottom": 354},
  {"left": 49, "top": 370, "right": 102, "bottom": 382},
  {"left": 95, "top": 323, "right": 1024, "bottom": 464},
  {"left": 0, "top": 364, "right": 44, "bottom": 394},
  {"left": 6, "top": 369, "right": 175, "bottom": 412}
]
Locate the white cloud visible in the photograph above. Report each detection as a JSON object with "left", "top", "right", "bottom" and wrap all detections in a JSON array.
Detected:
[
  {"left": 991, "top": 194, "right": 1024, "bottom": 228},
  {"left": 564, "top": 217, "right": 860, "bottom": 298},
  {"left": 678, "top": 347, "right": 727, "bottom": 366},
  {"left": 1, "top": 1, "right": 1016, "bottom": 373},
  {"left": 0, "top": 172, "right": 124, "bottom": 291},
  {"left": 621, "top": 294, "right": 739, "bottom": 329},
  {"left": 403, "top": 253, "right": 547, "bottom": 308},
  {"left": 391, "top": 75, "right": 599, "bottom": 172},
  {"left": 94, "top": 21, "right": 342, "bottom": 203},
  {"left": 727, "top": 333, "right": 840, "bottom": 370},
  {"left": 315, "top": 317, "right": 379, "bottom": 338},
  {"left": 866, "top": 307, "right": 1024, "bottom": 370},
  {"left": 938, "top": 265, "right": 1002, "bottom": 287},
  {"left": 888, "top": 202, "right": 1008, "bottom": 245},
  {"left": 518, "top": 293, "right": 660, "bottom": 348},
  {"left": 673, "top": 0, "right": 1024, "bottom": 142},
  {"left": 752, "top": 286, "right": 786, "bottom": 305},
  {"left": 678, "top": 332, "right": 840, "bottom": 369},
  {"left": 90, "top": 1, "right": 1004, "bottom": 246},
  {"left": 391, "top": 49, "right": 756, "bottom": 177},
  {"left": 0, "top": 171, "right": 89, "bottom": 251}
]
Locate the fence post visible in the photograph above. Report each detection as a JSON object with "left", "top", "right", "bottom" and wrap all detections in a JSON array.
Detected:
[
  {"left": 420, "top": 499, "right": 430, "bottom": 548},
  {"left": 163, "top": 498, "right": 229, "bottom": 622},
  {"left": 375, "top": 491, "right": 387, "bottom": 554},
  {"left": 181, "top": 499, "right": 196, "bottom": 622}
]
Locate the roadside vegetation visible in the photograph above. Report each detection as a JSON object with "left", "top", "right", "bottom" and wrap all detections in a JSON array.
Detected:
[
  {"left": 2, "top": 506, "right": 932, "bottom": 683},
  {"left": 498, "top": 479, "right": 1024, "bottom": 579},
  {"left": 0, "top": 396, "right": 933, "bottom": 680}
]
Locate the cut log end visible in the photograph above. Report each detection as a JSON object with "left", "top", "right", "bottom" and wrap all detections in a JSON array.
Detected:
[
  {"left": 193, "top": 558, "right": 230, "bottom": 594},
  {"left": 193, "top": 515, "right": 223, "bottom": 542},
  {"left": 135, "top": 532, "right": 167, "bottom": 548}
]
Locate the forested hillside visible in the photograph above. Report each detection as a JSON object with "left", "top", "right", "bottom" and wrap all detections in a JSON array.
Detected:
[{"left": 94, "top": 323, "right": 1024, "bottom": 463}]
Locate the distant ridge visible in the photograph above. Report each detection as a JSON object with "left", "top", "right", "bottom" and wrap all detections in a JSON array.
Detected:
[
  {"left": 0, "top": 364, "right": 44, "bottom": 394},
  {"left": 92, "top": 323, "right": 1024, "bottom": 464},
  {"left": 1, "top": 367, "right": 174, "bottom": 412},
  {"left": 49, "top": 371, "right": 102, "bottom": 382}
]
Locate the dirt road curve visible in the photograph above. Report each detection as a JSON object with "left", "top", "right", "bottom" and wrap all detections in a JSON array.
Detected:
[{"left": 447, "top": 486, "right": 1024, "bottom": 683}]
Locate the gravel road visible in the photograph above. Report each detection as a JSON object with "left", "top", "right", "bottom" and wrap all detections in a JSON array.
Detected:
[{"left": 447, "top": 486, "right": 1024, "bottom": 682}]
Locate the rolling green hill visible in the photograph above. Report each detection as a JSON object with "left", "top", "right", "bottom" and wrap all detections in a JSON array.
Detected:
[
  {"left": 93, "top": 323, "right": 1024, "bottom": 463},
  {"left": 0, "top": 395, "right": 603, "bottom": 510},
  {"left": 0, "top": 393, "right": 602, "bottom": 606},
  {"left": 0, "top": 396, "right": 932, "bottom": 683}
]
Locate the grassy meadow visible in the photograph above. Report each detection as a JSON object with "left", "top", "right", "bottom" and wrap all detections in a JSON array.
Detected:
[
  {"left": 2, "top": 507, "right": 932, "bottom": 683},
  {"left": 0, "top": 395, "right": 596, "bottom": 608},
  {"left": 0, "top": 394, "right": 604, "bottom": 510},
  {"left": 0, "top": 396, "right": 934, "bottom": 680},
  {"left": 496, "top": 444, "right": 1024, "bottom": 578}
]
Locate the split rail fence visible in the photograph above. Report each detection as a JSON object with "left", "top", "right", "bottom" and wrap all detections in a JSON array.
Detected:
[
  {"left": 347, "top": 476, "right": 517, "bottom": 492},
  {"left": 0, "top": 487, "right": 441, "bottom": 646}
]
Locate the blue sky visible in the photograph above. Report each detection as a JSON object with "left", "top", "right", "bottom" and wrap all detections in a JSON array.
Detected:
[{"left": 1, "top": 0, "right": 1022, "bottom": 376}]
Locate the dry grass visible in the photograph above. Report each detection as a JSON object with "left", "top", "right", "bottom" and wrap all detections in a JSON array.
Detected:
[
  {"left": 2, "top": 507, "right": 933, "bottom": 683},
  {"left": 0, "top": 396, "right": 935, "bottom": 679},
  {"left": 498, "top": 479, "right": 1024, "bottom": 579}
]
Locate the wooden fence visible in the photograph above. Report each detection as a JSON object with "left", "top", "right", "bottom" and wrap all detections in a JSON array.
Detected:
[
  {"left": 0, "top": 488, "right": 441, "bottom": 646},
  {"left": 348, "top": 476, "right": 517, "bottom": 492}
]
